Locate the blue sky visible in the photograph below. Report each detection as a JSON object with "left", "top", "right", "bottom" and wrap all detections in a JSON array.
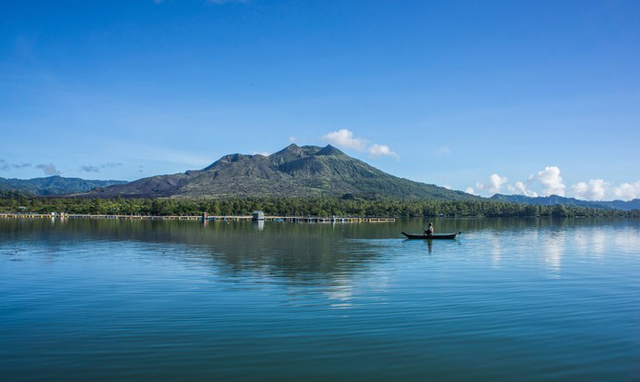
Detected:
[{"left": 1, "top": 0, "right": 639, "bottom": 200}]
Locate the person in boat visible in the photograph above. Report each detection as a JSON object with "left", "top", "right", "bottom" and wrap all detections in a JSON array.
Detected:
[{"left": 425, "top": 222, "right": 434, "bottom": 237}]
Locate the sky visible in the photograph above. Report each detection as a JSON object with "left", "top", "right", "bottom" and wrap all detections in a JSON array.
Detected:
[{"left": 1, "top": 0, "right": 639, "bottom": 200}]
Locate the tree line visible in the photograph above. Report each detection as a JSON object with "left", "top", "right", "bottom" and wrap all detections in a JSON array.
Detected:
[{"left": 0, "top": 194, "right": 639, "bottom": 218}]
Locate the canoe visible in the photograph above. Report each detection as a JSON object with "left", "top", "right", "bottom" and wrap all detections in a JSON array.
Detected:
[{"left": 402, "top": 231, "right": 460, "bottom": 240}]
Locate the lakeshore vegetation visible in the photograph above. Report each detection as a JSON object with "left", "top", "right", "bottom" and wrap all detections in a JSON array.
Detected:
[{"left": 1, "top": 193, "right": 639, "bottom": 218}]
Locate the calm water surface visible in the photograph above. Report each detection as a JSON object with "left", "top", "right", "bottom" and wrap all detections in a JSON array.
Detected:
[{"left": 1, "top": 218, "right": 639, "bottom": 381}]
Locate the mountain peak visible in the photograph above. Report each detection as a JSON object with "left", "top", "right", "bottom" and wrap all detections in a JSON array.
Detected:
[
  {"left": 202, "top": 153, "right": 249, "bottom": 171},
  {"left": 270, "top": 144, "right": 304, "bottom": 162},
  {"left": 270, "top": 144, "right": 323, "bottom": 164},
  {"left": 317, "top": 144, "right": 345, "bottom": 156}
]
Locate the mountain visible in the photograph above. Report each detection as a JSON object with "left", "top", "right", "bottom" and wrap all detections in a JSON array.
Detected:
[
  {"left": 90, "top": 144, "right": 479, "bottom": 200},
  {"left": 490, "top": 194, "right": 640, "bottom": 211},
  {"left": 0, "top": 176, "right": 127, "bottom": 196}
]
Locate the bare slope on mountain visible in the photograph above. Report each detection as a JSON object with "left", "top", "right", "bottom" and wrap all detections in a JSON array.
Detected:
[{"left": 92, "top": 144, "right": 477, "bottom": 200}]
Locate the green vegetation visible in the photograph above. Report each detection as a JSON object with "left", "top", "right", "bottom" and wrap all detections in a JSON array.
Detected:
[{"left": 1, "top": 195, "right": 639, "bottom": 218}]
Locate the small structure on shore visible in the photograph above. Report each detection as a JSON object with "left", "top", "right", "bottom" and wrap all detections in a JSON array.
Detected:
[{"left": 252, "top": 210, "right": 265, "bottom": 221}]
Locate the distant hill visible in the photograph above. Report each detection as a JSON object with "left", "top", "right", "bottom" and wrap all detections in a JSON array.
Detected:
[
  {"left": 0, "top": 176, "right": 127, "bottom": 196},
  {"left": 91, "top": 144, "right": 479, "bottom": 200},
  {"left": 490, "top": 194, "right": 640, "bottom": 211}
]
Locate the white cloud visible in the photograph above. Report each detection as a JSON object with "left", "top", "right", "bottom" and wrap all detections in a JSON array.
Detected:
[
  {"left": 477, "top": 173, "right": 508, "bottom": 194},
  {"left": 322, "top": 129, "right": 366, "bottom": 151},
  {"left": 368, "top": 144, "right": 399, "bottom": 159},
  {"left": 465, "top": 187, "right": 477, "bottom": 195},
  {"left": 322, "top": 129, "right": 399, "bottom": 159},
  {"left": 612, "top": 180, "right": 640, "bottom": 201},
  {"left": 288, "top": 136, "right": 296, "bottom": 142},
  {"left": 438, "top": 146, "right": 450, "bottom": 155},
  {"left": 36, "top": 163, "right": 61, "bottom": 176},
  {"left": 516, "top": 181, "right": 538, "bottom": 197},
  {"left": 572, "top": 179, "right": 608, "bottom": 201},
  {"left": 509, "top": 181, "right": 538, "bottom": 197},
  {"left": 252, "top": 151, "right": 270, "bottom": 156},
  {"left": 537, "top": 166, "right": 565, "bottom": 196},
  {"left": 489, "top": 174, "right": 508, "bottom": 194}
]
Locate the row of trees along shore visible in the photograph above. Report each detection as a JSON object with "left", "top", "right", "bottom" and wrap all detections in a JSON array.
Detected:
[{"left": 1, "top": 193, "right": 639, "bottom": 218}]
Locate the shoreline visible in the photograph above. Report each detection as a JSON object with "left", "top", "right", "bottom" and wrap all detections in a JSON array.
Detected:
[{"left": 0, "top": 213, "right": 395, "bottom": 223}]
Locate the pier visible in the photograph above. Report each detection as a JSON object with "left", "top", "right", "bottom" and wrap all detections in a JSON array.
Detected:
[{"left": 0, "top": 213, "right": 395, "bottom": 223}]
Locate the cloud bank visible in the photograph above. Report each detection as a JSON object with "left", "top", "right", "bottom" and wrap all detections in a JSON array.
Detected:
[
  {"left": 78, "top": 163, "right": 122, "bottom": 173},
  {"left": 572, "top": 179, "right": 607, "bottom": 201},
  {"left": 2, "top": 160, "right": 63, "bottom": 177},
  {"left": 612, "top": 180, "right": 640, "bottom": 201},
  {"left": 0, "top": 159, "right": 32, "bottom": 171},
  {"left": 469, "top": 166, "right": 640, "bottom": 201}
]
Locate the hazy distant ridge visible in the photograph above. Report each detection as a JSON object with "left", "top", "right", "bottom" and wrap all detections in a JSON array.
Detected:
[
  {"left": 490, "top": 194, "right": 640, "bottom": 211},
  {"left": 0, "top": 176, "right": 127, "bottom": 196}
]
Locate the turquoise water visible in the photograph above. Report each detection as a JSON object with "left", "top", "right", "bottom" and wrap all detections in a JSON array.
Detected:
[{"left": 1, "top": 218, "right": 639, "bottom": 381}]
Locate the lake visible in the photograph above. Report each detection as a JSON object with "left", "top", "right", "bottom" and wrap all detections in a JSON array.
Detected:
[{"left": 1, "top": 217, "right": 639, "bottom": 382}]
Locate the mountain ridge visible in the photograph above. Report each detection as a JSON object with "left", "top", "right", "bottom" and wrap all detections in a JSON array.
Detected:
[{"left": 0, "top": 175, "right": 127, "bottom": 196}]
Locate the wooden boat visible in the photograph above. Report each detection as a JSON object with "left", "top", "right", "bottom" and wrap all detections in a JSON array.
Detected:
[{"left": 402, "top": 231, "right": 461, "bottom": 240}]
